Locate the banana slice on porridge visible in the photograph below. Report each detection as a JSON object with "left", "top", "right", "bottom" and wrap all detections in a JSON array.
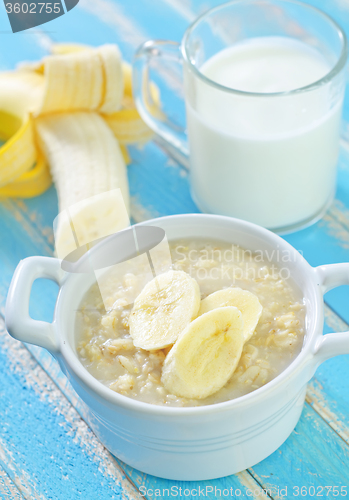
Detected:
[
  {"left": 161, "top": 306, "right": 244, "bottom": 399},
  {"left": 129, "top": 270, "right": 201, "bottom": 350},
  {"left": 199, "top": 288, "right": 262, "bottom": 342}
]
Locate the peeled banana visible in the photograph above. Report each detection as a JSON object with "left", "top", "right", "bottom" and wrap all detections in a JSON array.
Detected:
[
  {"left": 42, "top": 44, "right": 156, "bottom": 145},
  {"left": 0, "top": 41, "right": 158, "bottom": 226},
  {"left": 38, "top": 45, "right": 124, "bottom": 115},
  {"left": 161, "top": 306, "right": 245, "bottom": 399},
  {"left": 129, "top": 270, "right": 201, "bottom": 350},
  {"left": 199, "top": 288, "right": 262, "bottom": 341},
  {"left": 35, "top": 112, "right": 130, "bottom": 259}
]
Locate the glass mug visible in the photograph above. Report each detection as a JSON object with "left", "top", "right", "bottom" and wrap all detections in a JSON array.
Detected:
[{"left": 133, "top": 0, "right": 347, "bottom": 233}]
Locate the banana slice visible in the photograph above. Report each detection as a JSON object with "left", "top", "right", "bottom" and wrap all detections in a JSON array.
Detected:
[
  {"left": 161, "top": 306, "right": 244, "bottom": 399},
  {"left": 39, "top": 45, "right": 123, "bottom": 115},
  {"left": 199, "top": 288, "right": 262, "bottom": 342},
  {"left": 129, "top": 270, "right": 201, "bottom": 350}
]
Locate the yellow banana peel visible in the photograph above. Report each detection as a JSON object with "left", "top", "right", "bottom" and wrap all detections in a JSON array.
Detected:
[
  {"left": 0, "top": 153, "right": 51, "bottom": 198},
  {"left": 0, "top": 43, "right": 159, "bottom": 200},
  {"left": 0, "top": 112, "right": 36, "bottom": 187},
  {"left": 36, "top": 111, "right": 130, "bottom": 258},
  {"left": 104, "top": 62, "right": 160, "bottom": 145},
  {"left": 0, "top": 109, "right": 51, "bottom": 197}
]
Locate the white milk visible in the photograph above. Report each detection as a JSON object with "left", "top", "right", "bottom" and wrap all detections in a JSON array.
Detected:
[{"left": 186, "top": 37, "right": 342, "bottom": 229}]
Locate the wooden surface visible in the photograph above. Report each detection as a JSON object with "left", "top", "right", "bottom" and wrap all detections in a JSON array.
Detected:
[{"left": 0, "top": 0, "right": 349, "bottom": 498}]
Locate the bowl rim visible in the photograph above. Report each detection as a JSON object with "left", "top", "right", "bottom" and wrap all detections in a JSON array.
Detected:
[{"left": 57, "top": 213, "right": 323, "bottom": 416}]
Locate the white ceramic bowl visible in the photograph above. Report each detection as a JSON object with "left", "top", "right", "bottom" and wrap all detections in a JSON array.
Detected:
[{"left": 5, "top": 214, "right": 349, "bottom": 480}]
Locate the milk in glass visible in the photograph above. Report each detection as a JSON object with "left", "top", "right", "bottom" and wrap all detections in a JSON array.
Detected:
[{"left": 186, "top": 37, "right": 342, "bottom": 229}]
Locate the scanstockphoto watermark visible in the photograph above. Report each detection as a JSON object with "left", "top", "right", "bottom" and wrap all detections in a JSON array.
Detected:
[
  {"left": 139, "top": 485, "right": 348, "bottom": 497},
  {"left": 139, "top": 485, "right": 285, "bottom": 497}
]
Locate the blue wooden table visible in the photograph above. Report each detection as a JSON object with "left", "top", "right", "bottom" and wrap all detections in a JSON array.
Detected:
[{"left": 0, "top": 0, "right": 349, "bottom": 498}]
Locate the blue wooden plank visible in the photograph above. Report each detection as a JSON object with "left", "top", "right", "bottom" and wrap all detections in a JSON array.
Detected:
[
  {"left": 306, "top": 306, "right": 349, "bottom": 445},
  {"left": 285, "top": 147, "right": 349, "bottom": 326},
  {"left": 0, "top": 32, "right": 48, "bottom": 71},
  {"left": 250, "top": 403, "right": 349, "bottom": 497},
  {"left": 0, "top": 318, "right": 139, "bottom": 500},
  {"left": 114, "top": 464, "right": 271, "bottom": 500},
  {"left": 0, "top": 468, "right": 23, "bottom": 500},
  {"left": 107, "top": 0, "right": 189, "bottom": 43},
  {"left": 0, "top": 201, "right": 53, "bottom": 305},
  {"left": 115, "top": 393, "right": 349, "bottom": 498},
  {"left": 128, "top": 143, "right": 197, "bottom": 217}
]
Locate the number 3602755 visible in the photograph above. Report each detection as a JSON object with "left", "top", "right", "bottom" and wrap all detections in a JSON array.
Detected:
[{"left": 5, "top": 3, "right": 62, "bottom": 14}]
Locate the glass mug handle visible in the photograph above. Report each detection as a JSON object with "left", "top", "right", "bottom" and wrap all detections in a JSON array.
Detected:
[{"left": 133, "top": 40, "right": 189, "bottom": 166}]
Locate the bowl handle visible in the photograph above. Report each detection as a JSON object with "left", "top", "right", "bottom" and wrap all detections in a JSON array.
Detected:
[
  {"left": 5, "top": 256, "right": 63, "bottom": 352},
  {"left": 313, "top": 263, "right": 349, "bottom": 363}
]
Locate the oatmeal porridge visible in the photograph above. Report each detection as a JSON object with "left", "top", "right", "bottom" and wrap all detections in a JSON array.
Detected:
[{"left": 76, "top": 238, "right": 305, "bottom": 407}]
